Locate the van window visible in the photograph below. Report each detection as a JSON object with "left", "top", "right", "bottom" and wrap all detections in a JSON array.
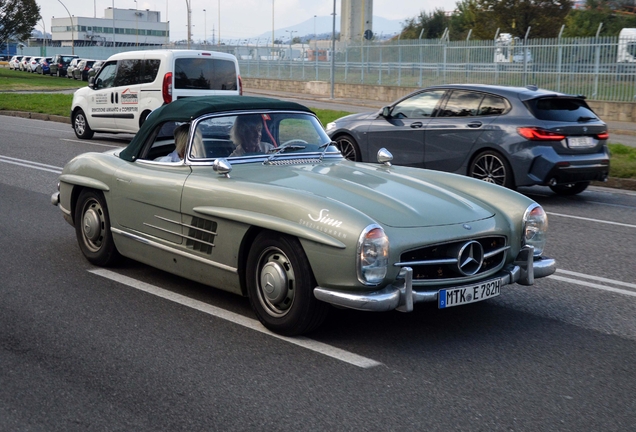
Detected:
[
  {"left": 114, "top": 59, "right": 161, "bottom": 87},
  {"left": 174, "top": 58, "right": 237, "bottom": 91}
]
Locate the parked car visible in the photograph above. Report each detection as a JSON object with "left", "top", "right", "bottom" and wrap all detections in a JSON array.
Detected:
[
  {"left": 326, "top": 84, "right": 610, "bottom": 195},
  {"left": 35, "top": 57, "right": 53, "bottom": 75},
  {"left": 9, "top": 55, "right": 23, "bottom": 70},
  {"left": 27, "top": 56, "right": 42, "bottom": 73},
  {"left": 66, "top": 57, "right": 84, "bottom": 79},
  {"left": 72, "top": 49, "right": 242, "bottom": 138},
  {"left": 53, "top": 95, "right": 556, "bottom": 335},
  {"left": 87, "top": 60, "right": 104, "bottom": 80},
  {"left": 19, "top": 56, "right": 31, "bottom": 71},
  {"left": 50, "top": 54, "right": 78, "bottom": 77},
  {"left": 72, "top": 59, "right": 97, "bottom": 81}
]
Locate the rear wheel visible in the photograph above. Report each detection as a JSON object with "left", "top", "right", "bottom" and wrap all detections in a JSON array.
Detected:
[
  {"left": 334, "top": 134, "right": 361, "bottom": 161},
  {"left": 246, "top": 232, "right": 329, "bottom": 336},
  {"left": 74, "top": 189, "right": 121, "bottom": 266},
  {"left": 469, "top": 150, "right": 514, "bottom": 189},
  {"left": 73, "top": 109, "right": 94, "bottom": 139},
  {"left": 549, "top": 181, "right": 590, "bottom": 196}
]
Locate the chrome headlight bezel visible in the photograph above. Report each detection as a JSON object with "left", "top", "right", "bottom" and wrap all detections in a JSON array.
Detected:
[
  {"left": 522, "top": 203, "right": 548, "bottom": 256},
  {"left": 357, "top": 224, "right": 389, "bottom": 286}
]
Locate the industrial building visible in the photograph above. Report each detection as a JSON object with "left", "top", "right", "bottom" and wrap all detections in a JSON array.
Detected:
[{"left": 50, "top": 7, "right": 169, "bottom": 47}]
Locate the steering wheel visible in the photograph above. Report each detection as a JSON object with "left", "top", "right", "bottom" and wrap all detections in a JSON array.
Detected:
[{"left": 280, "top": 139, "right": 308, "bottom": 147}]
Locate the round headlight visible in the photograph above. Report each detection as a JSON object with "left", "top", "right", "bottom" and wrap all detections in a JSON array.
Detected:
[
  {"left": 522, "top": 203, "right": 548, "bottom": 256},
  {"left": 357, "top": 225, "right": 389, "bottom": 285},
  {"left": 325, "top": 122, "right": 336, "bottom": 131}
]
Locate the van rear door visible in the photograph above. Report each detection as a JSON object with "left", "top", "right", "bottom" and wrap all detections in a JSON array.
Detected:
[{"left": 172, "top": 54, "right": 240, "bottom": 99}]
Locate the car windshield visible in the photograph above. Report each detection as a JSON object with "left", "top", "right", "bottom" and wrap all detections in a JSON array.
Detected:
[{"left": 188, "top": 112, "right": 331, "bottom": 161}]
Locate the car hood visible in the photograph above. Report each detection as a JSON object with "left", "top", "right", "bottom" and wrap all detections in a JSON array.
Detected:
[
  {"left": 333, "top": 111, "right": 377, "bottom": 123},
  {"left": 245, "top": 161, "right": 495, "bottom": 228}
]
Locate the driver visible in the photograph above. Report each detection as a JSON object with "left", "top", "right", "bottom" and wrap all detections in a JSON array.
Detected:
[{"left": 229, "top": 115, "right": 274, "bottom": 157}]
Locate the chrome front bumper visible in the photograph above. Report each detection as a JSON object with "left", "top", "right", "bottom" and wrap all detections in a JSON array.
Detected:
[{"left": 313, "top": 246, "right": 556, "bottom": 313}]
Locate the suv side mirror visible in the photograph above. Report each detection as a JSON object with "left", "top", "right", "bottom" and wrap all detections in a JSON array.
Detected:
[{"left": 381, "top": 106, "right": 392, "bottom": 118}]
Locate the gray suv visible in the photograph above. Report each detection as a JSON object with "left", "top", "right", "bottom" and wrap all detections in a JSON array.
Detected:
[
  {"left": 49, "top": 54, "right": 78, "bottom": 77},
  {"left": 326, "top": 84, "right": 610, "bottom": 195}
]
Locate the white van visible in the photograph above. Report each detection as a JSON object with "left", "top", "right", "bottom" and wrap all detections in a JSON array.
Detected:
[{"left": 71, "top": 49, "right": 242, "bottom": 139}]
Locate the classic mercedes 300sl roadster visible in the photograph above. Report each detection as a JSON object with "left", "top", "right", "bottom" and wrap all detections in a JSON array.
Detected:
[{"left": 53, "top": 96, "right": 555, "bottom": 335}]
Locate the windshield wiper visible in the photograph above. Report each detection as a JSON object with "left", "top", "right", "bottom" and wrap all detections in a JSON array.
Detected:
[
  {"left": 577, "top": 116, "right": 597, "bottom": 122},
  {"left": 319, "top": 141, "right": 337, "bottom": 161},
  {"left": 265, "top": 143, "right": 307, "bottom": 164}
]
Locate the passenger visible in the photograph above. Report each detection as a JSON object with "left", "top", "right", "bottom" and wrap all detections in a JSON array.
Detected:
[
  {"left": 156, "top": 123, "right": 189, "bottom": 162},
  {"left": 229, "top": 115, "right": 274, "bottom": 157}
]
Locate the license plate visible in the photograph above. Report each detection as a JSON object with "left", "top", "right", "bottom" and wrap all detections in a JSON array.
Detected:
[
  {"left": 567, "top": 136, "right": 594, "bottom": 148},
  {"left": 438, "top": 279, "right": 501, "bottom": 309}
]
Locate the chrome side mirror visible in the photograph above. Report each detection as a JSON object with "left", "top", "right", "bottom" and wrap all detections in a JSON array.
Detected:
[
  {"left": 212, "top": 158, "right": 232, "bottom": 178},
  {"left": 377, "top": 148, "right": 393, "bottom": 166}
]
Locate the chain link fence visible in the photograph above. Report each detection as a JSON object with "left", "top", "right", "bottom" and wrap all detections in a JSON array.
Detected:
[{"left": 19, "top": 35, "right": 636, "bottom": 102}]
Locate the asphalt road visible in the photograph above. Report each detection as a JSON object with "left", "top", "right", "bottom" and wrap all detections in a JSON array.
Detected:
[{"left": 1, "top": 115, "right": 636, "bottom": 431}]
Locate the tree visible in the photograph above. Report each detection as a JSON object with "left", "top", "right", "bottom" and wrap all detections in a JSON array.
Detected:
[
  {"left": 472, "top": 0, "right": 574, "bottom": 39},
  {"left": 0, "top": 0, "right": 40, "bottom": 44},
  {"left": 400, "top": 9, "right": 451, "bottom": 40},
  {"left": 563, "top": 0, "right": 636, "bottom": 36}
]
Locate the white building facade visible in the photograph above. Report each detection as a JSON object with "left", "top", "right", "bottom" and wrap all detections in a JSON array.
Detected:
[{"left": 51, "top": 7, "right": 169, "bottom": 47}]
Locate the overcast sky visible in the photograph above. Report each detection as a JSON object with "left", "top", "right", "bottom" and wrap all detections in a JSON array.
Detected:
[{"left": 38, "top": 0, "right": 458, "bottom": 42}]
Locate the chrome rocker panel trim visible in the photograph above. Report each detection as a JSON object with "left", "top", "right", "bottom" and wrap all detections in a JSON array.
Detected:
[{"left": 314, "top": 246, "right": 556, "bottom": 313}]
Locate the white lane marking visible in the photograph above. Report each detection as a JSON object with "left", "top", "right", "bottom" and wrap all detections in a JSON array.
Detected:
[
  {"left": 89, "top": 269, "right": 382, "bottom": 369},
  {"left": 547, "top": 212, "right": 636, "bottom": 229},
  {"left": 549, "top": 275, "right": 636, "bottom": 298},
  {"left": 60, "top": 138, "right": 124, "bottom": 148},
  {"left": 0, "top": 155, "right": 62, "bottom": 174},
  {"left": 556, "top": 269, "right": 636, "bottom": 290}
]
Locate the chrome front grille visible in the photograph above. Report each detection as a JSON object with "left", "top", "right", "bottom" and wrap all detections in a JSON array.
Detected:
[{"left": 397, "top": 236, "right": 508, "bottom": 281}]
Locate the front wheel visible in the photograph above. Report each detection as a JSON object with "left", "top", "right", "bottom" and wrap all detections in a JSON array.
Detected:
[
  {"left": 549, "top": 181, "right": 590, "bottom": 196},
  {"left": 73, "top": 109, "right": 94, "bottom": 139},
  {"left": 246, "top": 232, "right": 329, "bottom": 336},
  {"left": 469, "top": 150, "right": 514, "bottom": 189},
  {"left": 334, "top": 134, "right": 361, "bottom": 161},
  {"left": 74, "top": 189, "right": 121, "bottom": 266}
]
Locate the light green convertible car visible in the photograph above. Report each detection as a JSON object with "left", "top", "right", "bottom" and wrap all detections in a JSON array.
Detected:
[{"left": 52, "top": 96, "right": 556, "bottom": 335}]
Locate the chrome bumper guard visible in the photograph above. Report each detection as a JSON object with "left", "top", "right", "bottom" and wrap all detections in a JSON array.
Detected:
[{"left": 313, "top": 246, "right": 556, "bottom": 313}]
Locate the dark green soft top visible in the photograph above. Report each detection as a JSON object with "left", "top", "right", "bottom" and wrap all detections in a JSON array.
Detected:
[{"left": 119, "top": 95, "right": 314, "bottom": 161}]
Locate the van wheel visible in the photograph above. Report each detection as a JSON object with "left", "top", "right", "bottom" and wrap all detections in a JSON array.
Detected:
[
  {"left": 73, "top": 109, "right": 94, "bottom": 139},
  {"left": 139, "top": 110, "right": 151, "bottom": 128}
]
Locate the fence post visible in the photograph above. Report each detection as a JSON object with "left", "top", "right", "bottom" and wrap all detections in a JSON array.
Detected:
[
  {"left": 523, "top": 26, "right": 531, "bottom": 86},
  {"left": 418, "top": 29, "right": 424, "bottom": 86},
  {"left": 398, "top": 34, "right": 402, "bottom": 86},
  {"left": 557, "top": 25, "right": 564, "bottom": 92},
  {"left": 593, "top": 23, "right": 603, "bottom": 98}
]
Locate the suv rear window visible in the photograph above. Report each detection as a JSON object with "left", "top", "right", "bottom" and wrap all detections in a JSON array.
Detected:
[
  {"left": 174, "top": 58, "right": 237, "bottom": 91},
  {"left": 525, "top": 97, "right": 598, "bottom": 122}
]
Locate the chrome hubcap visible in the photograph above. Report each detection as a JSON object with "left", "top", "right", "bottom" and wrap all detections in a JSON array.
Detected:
[
  {"left": 75, "top": 115, "right": 85, "bottom": 135},
  {"left": 81, "top": 200, "right": 104, "bottom": 252},
  {"left": 257, "top": 247, "right": 295, "bottom": 317}
]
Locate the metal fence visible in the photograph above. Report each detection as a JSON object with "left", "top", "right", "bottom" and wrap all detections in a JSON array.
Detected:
[{"left": 19, "top": 35, "right": 636, "bottom": 102}]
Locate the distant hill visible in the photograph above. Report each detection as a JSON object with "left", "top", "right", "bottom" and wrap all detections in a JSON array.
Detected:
[{"left": 252, "top": 15, "right": 404, "bottom": 43}]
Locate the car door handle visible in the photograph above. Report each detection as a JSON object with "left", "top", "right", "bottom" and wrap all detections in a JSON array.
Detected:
[
  {"left": 467, "top": 121, "right": 483, "bottom": 128},
  {"left": 410, "top": 122, "right": 424, "bottom": 128}
]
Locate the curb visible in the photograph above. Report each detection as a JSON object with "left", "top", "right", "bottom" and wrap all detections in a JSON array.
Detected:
[
  {"left": 1, "top": 108, "right": 634, "bottom": 192},
  {"left": 0, "top": 110, "right": 71, "bottom": 124}
]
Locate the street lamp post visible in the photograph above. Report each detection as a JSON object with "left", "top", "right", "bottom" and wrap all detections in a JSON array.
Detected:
[
  {"left": 184, "top": 0, "right": 192, "bottom": 48},
  {"left": 218, "top": 0, "right": 221, "bottom": 45},
  {"left": 203, "top": 9, "right": 207, "bottom": 44},
  {"left": 134, "top": 0, "right": 138, "bottom": 46},
  {"left": 56, "top": 0, "right": 74, "bottom": 55}
]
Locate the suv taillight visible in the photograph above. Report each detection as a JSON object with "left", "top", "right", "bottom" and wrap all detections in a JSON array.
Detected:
[
  {"left": 517, "top": 127, "right": 566, "bottom": 141},
  {"left": 162, "top": 72, "right": 173, "bottom": 104}
]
